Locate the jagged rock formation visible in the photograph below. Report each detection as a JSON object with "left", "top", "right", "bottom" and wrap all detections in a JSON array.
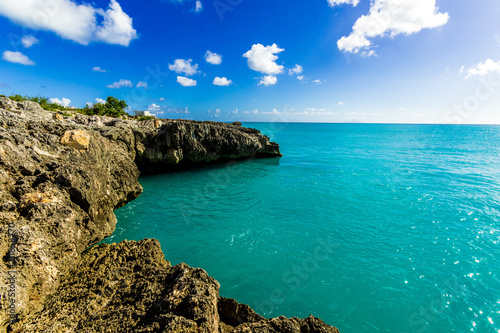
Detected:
[
  {"left": 20, "top": 240, "right": 337, "bottom": 333},
  {"left": 0, "top": 97, "right": 338, "bottom": 332}
]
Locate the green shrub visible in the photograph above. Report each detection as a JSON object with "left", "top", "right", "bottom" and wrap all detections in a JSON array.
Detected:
[
  {"left": 137, "top": 116, "right": 155, "bottom": 121},
  {"left": 7, "top": 94, "right": 128, "bottom": 118},
  {"left": 8, "top": 94, "right": 64, "bottom": 111},
  {"left": 83, "top": 96, "right": 128, "bottom": 117}
]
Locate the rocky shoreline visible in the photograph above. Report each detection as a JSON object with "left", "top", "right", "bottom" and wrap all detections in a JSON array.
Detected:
[{"left": 0, "top": 97, "right": 339, "bottom": 332}]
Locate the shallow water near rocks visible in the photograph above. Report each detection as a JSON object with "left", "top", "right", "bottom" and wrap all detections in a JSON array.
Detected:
[{"left": 105, "top": 123, "right": 500, "bottom": 333}]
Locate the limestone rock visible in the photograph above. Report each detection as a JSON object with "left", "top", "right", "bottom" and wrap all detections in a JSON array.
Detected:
[
  {"left": 232, "top": 316, "right": 340, "bottom": 333},
  {"left": 52, "top": 112, "right": 62, "bottom": 121},
  {"left": 166, "top": 148, "right": 183, "bottom": 164},
  {"left": 20, "top": 240, "right": 339, "bottom": 333},
  {"left": 60, "top": 129, "right": 90, "bottom": 150}
]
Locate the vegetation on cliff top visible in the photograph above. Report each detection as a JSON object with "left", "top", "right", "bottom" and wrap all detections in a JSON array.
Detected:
[{"left": 6, "top": 94, "right": 129, "bottom": 118}]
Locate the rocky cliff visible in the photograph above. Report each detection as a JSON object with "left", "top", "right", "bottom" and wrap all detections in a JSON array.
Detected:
[{"left": 0, "top": 97, "right": 338, "bottom": 332}]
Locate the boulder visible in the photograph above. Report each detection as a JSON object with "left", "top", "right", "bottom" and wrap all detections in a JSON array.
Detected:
[{"left": 60, "top": 129, "right": 90, "bottom": 150}]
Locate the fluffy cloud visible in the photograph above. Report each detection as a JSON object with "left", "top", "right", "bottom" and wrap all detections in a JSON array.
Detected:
[
  {"left": 49, "top": 97, "right": 71, "bottom": 107},
  {"left": 86, "top": 98, "right": 106, "bottom": 108},
  {"left": 312, "top": 79, "right": 323, "bottom": 84},
  {"left": 0, "top": 0, "right": 137, "bottom": 46},
  {"left": 213, "top": 77, "right": 232, "bottom": 86},
  {"left": 328, "top": 0, "right": 359, "bottom": 7},
  {"left": 205, "top": 50, "right": 222, "bottom": 65},
  {"left": 169, "top": 59, "right": 199, "bottom": 76},
  {"left": 136, "top": 81, "right": 148, "bottom": 88},
  {"left": 466, "top": 59, "right": 500, "bottom": 78},
  {"left": 243, "top": 43, "right": 284, "bottom": 75},
  {"left": 297, "top": 75, "right": 304, "bottom": 81},
  {"left": 177, "top": 76, "right": 197, "bottom": 87},
  {"left": 259, "top": 75, "right": 278, "bottom": 86},
  {"left": 147, "top": 103, "right": 161, "bottom": 111},
  {"left": 21, "top": 35, "right": 38, "bottom": 48},
  {"left": 288, "top": 64, "right": 303, "bottom": 76},
  {"left": 106, "top": 79, "right": 133, "bottom": 89},
  {"left": 195, "top": 1, "right": 203, "bottom": 13},
  {"left": 337, "top": 0, "right": 449, "bottom": 53},
  {"left": 92, "top": 66, "right": 107, "bottom": 72},
  {"left": 95, "top": 0, "right": 137, "bottom": 46},
  {"left": 2, "top": 51, "right": 35, "bottom": 65}
]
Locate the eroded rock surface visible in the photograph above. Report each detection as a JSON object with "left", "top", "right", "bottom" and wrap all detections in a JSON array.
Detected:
[
  {"left": 0, "top": 97, "right": 338, "bottom": 332},
  {"left": 20, "top": 240, "right": 338, "bottom": 333}
]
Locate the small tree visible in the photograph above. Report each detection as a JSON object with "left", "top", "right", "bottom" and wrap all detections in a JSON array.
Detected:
[{"left": 84, "top": 96, "right": 128, "bottom": 117}]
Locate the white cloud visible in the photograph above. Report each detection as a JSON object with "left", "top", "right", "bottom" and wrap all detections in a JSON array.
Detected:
[
  {"left": 213, "top": 77, "right": 233, "bottom": 86},
  {"left": 177, "top": 76, "right": 197, "bottom": 87},
  {"left": 243, "top": 43, "right": 284, "bottom": 75},
  {"left": 95, "top": 98, "right": 106, "bottom": 104},
  {"left": 49, "top": 97, "right": 71, "bottom": 107},
  {"left": 195, "top": 1, "right": 203, "bottom": 13},
  {"left": 262, "top": 108, "right": 281, "bottom": 115},
  {"left": 259, "top": 75, "right": 278, "bottom": 86},
  {"left": 86, "top": 102, "right": 94, "bottom": 108},
  {"left": 297, "top": 75, "right": 304, "bottom": 81},
  {"left": 2, "top": 51, "right": 35, "bottom": 65},
  {"left": 106, "top": 79, "right": 133, "bottom": 89},
  {"left": 21, "top": 35, "right": 38, "bottom": 48},
  {"left": 136, "top": 81, "right": 148, "bottom": 88},
  {"left": 0, "top": 0, "right": 137, "bottom": 46},
  {"left": 466, "top": 59, "right": 500, "bottom": 78},
  {"left": 361, "top": 50, "right": 377, "bottom": 57},
  {"left": 243, "top": 109, "right": 258, "bottom": 114},
  {"left": 159, "top": 97, "right": 166, "bottom": 102},
  {"left": 92, "top": 66, "right": 107, "bottom": 72},
  {"left": 147, "top": 103, "right": 161, "bottom": 111},
  {"left": 167, "top": 107, "right": 190, "bottom": 115},
  {"left": 312, "top": 79, "right": 323, "bottom": 84},
  {"left": 205, "top": 50, "right": 222, "bottom": 65},
  {"left": 328, "top": 0, "right": 359, "bottom": 7},
  {"left": 288, "top": 64, "right": 303, "bottom": 76},
  {"left": 337, "top": 0, "right": 449, "bottom": 53},
  {"left": 459, "top": 65, "right": 465, "bottom": 74},
  {"left": 338, "top": 101, "right": 345, "bottom": 105},
  {"left": 169, "top": 59, "right": 199, "bottom": 76},
  {"left": 95, "top": 0, "right": 137, "bottom": 46}
]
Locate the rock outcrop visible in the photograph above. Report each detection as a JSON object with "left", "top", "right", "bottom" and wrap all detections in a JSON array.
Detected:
[
  {"left": 0, "top": 97, "right": 338, "bottom": 332},
  {"left": 18, "top": 240, "right": 337, "bottom": 333}
]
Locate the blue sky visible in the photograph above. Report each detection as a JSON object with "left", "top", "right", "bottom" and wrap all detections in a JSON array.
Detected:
[{"left": 0, "top": 0, "right": 499, "bottom": 123}]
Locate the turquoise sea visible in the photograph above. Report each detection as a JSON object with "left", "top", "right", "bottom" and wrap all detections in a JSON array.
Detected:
[{"left": 104, "top": 123, "right": 500, "bottom": 333}]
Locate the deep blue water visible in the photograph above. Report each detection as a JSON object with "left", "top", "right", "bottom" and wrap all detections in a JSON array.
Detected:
[{"left": 104, "top": 123, "right": 500, "bottom": 333}]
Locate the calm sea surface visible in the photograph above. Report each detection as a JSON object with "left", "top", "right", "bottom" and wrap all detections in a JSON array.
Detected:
[{"left": 104, "top": 123, "right": 500, "bottom": 333}]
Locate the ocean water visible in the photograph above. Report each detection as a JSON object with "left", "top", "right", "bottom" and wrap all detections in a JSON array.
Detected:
[{"left": 104, "top": 123, "right": 500, "bottom": 333}]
